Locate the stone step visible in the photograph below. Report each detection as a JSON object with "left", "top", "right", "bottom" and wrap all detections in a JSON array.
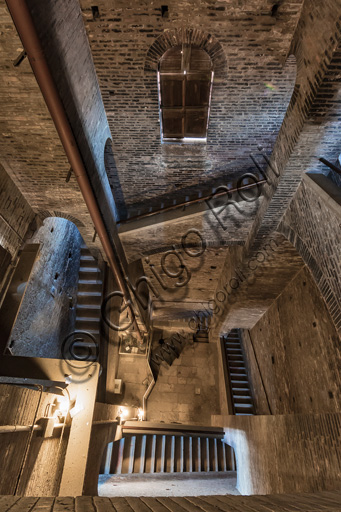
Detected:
[
  {"left": 233, "top": 396, "right": 253, "bottom": 404},
  {"left": 76, "top": 304, "right": 101, "bottom": 311},
  {"left": 227, "top": 354, "right": 244, "bottom": 361},
  {"left": 232, "top": 388, "right": 251, "bottom": 396},
  {"left": 225, "top": 342, "right": 241, "bottom": 349},
  {"left": 79, "top": 267, "right": 102, "bottom": 277},
  {"left": 78, "top": 280, "right": 103, "bottom": 292},
  {"left": 228, "top": 361, "right": 246, "bottom": 369},
  {"left": 230, "top": 374, "right": 248, "bottom": 381},
  {"left": 80, "top": 261, "right": 98, "bottom": 271},
  {"left": 226, "top": 348, "right": 243, "bottom": 354},
  {"left": 234, "top": 403, "right": 254, "bottom": 410},
  {"left": 76, "top": 316, "right": 100, "bottom": 323},
  {"left": 80, "top": 254, "right": 97, "bottom": 263},
  {"left": 229, "top": 369, "right": 247, "bottom": 375},
  {"left": 73, "top": 328, "right": 100, "bottom": 338},
  {"left": 231, "top": 380, "right": 250, "bottom": 388},
  {"left": 77, "top": 291, "right": 102, "bottom": 305}
]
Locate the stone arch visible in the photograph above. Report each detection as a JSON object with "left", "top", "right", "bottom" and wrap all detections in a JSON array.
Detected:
[{"left": 36, "top": 209, "right": 102, "bottom": 259}]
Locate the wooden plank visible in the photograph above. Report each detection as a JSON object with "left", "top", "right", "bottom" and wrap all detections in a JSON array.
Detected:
[
  {"left": 215, "top": 495, "right": 272, "bottom": 512},
  {"left": 262, "top": 493, "right": 310, "bottom": 511},
  {"left": 5, "top": 497, "right": 39, "bottom": 512},
  {"left": 110, "top": 498, "right": 134, "bottom": 512},
  {"left": 32, "top": 497, "right": 55, "bottom": 512},
  {"left": 171, "top": 497, "right": 214, "bottom": 512},
  {"left": 75, "top": 496, "right": 96, "bottom": 512},
  {"left": 198, "top": 496, "right": 241, "bottom": 512},
  {"left": 156, "top": 497, "right": 188, "bottom": 512},
  {"left": 140, "top": 497, "right": 170, "bottom": 512},
  {"left": 234, "top": 495, "right": 282, "bottom": 512},
  {"left": 0, "top": 496, "right": 20, "bottom": 511},
  {"left": 93, "top": 497, "right": 115, "bottom": 512},
  {"left": 193, "top": 496, "right": 237, "bottom": 512},
  {"left": 125, "top": 497, "right": 152, "bottom": 512},
  {"left": 318, "top": 491, "right": 341, "bottom": 501},
  {"left": 285, "top": 492, "right": 341, "bottom": 509},
  {"left": 318, "top": 491, "right": 341, "bottom": 508},
  {"left": 53, "top": 497, "right": 75, "bottom": 512}
]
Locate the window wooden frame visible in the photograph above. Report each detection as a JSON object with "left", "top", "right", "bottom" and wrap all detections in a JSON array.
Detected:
[{"left": 158, "top": 45, "right": 214, "bottom": 143}]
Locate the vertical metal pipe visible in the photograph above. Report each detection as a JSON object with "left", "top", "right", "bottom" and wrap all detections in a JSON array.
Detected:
[{"left": 5, "top": 0, "right": 143, "bottom": 341}]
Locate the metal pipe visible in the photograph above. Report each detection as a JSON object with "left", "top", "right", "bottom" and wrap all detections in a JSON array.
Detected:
[
  {"left": 5, "top": 0, "right": 143, "bottom": 341},
  {"left": 0, "top": 425, "right": 42, "bottom": 434},
  {"left": 142, "top": 337, "right": 155, "bottom": 420},
  {"left": 118, "top": 179, "right": 267, "bottom": 225},
  {"left": 0, "top": 419, "right": 118, "bottom": 434},
  {"left": 319, "top": 157, "right": 341, "bottom": 176}
]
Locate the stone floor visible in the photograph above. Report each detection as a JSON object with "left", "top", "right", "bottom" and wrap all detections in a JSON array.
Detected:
[{"left": 98, "top": 472, "right": 239, "bottom": 497}]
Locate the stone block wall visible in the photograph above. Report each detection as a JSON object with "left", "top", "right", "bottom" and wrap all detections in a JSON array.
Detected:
[
  {"left": 115, "top": 355, "right": 149, "bottom": 409},
  {"left": 147, "top": 340, "right": 220, "bottom": 425},
  {"left": 9, "top": 217, "right": 82, "bottom": 358}
]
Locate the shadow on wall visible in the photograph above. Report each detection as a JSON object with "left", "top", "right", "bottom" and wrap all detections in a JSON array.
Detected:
[
  {"left": 3, "top": 217, "right": 83, "bottom": 358},
  {"left": 223, "top": 413, "right": 341, "bottom": 495},
  {"left": 104, "top": 138, "right": 127, "bottom": 219}
]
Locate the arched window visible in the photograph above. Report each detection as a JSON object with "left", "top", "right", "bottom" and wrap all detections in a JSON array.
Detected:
[{"left": 158, "top": 45, "right": 214, "bottom": 143}]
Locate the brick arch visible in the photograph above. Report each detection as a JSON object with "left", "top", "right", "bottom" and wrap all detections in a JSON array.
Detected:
[
  {"left": 37, "top": 210, "right": 85, "bottom": 230},
  {"left": 144, "top": 28, "right": 227, "bottom": 76}
]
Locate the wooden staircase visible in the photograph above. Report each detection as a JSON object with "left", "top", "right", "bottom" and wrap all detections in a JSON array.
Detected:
[
  {"left": 223, "top": 329, "right": 254, "bottom": 415},
  {"left": 100, "top": 423, "right": 235, "bottom": 476}
]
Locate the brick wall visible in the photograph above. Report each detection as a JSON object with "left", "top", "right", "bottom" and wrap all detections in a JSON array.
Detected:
[
  {"left": 249, "top": 1, "right": 341, "bottom": 250},
  {"left": 279, "top": 174, "right": 341, "bottom": 334},
  {"left": 80, "top": 0, "right": 299, "bottom": 215},
  {"left": 242, "top": 266, "right": 340, "bottom": 415},
  {"left": 0, "top": 163, "right": 35, "bottom": 259},
  {"left": 0, "top": 2, "right": 121, "bottom": 262}
]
